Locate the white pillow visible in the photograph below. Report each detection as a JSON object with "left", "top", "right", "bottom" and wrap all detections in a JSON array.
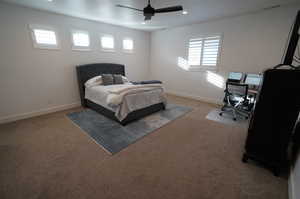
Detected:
[
  {"left": 85, "top": 75, "right": 103, "bottom": 88},
  {"left": 122, "top": 76, "right": 129, "bottom": 83}
]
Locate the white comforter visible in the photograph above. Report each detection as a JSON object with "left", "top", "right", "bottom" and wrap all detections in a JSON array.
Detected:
[
  {"left": 106, "top": 84, "right": 164, "bottom": 106},
  {"left": 85, "top": 83, "right": 167, "bottom": 121}
]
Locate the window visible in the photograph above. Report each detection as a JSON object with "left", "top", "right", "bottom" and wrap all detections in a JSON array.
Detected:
[
  {"left": 100, "top": 35, "right": 115, "bottom": 51},
  {"left": 123, "top": 38, "right": 134, "bottom": 52},
  {"left": 188, "top": 35, "right": 221, "bottom": 70},
  {"left": 71, "top": 30, "right": 90, "bottom": 50},
  {"left": 29, "top": 25, "right": 59, "bottom": 49}
]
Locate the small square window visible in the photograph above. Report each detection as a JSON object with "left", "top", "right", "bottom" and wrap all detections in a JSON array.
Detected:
[
  {"left": 72, "top": 30, "right": 90, "bottom": 50},
  {"left": 29, "top": 25, "right": 59, "bottom": 50},
  {"left": 100, "top": 35, "right": 114, "bottom": 51},
  {"left": 34, "top": 29, "right": 57, "bottom": 45},
  {"left": 123, "top": 38, "right": 134, "bottom": 52}
]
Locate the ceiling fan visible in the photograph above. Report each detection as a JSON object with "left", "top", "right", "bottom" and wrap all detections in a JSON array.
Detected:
[{"left": 116, "top": 0, "right": 183, "bottom": 21}]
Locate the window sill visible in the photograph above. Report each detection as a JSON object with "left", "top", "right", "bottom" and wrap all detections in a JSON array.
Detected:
[
  {"left": 72, "top": 48, "right": 91, "bottom": 51},
  {"left": 101, "top": 49, "right": 115, "bottom": 53},
  {"left": 187, "top": 66, "right": 218, "bottom": 72},
  {"left": 122, "top": 50, "right": 134, "bottom": 54},
  {"left": 33, "top": 45, "right": 60, "bottom": 50}
]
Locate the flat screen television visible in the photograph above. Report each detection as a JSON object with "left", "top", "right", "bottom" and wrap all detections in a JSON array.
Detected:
[{"left": 282, "top": 10, "right": 300, "bottom": 66}]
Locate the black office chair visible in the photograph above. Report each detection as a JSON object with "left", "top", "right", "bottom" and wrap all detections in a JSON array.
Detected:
[{"left": 219, "top": 81, "right": 250, "bottom": 121}]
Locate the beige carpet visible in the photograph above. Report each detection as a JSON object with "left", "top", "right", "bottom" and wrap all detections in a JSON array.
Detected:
[{"left": 0, "top": 94, "right": 288, "bottom": 199}]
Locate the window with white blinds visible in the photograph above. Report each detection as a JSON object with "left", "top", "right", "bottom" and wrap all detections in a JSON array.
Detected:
[
  {"left": 101, "top": 35, "right": 115, "bottom": 51},
  {"left": 188, "top": 35, "right": 221, "bottom": 68},
  {"left": 34, "top": 29, "right": 57, "bottom": 45},
  {"left": 122, "top": 38, "right": 134, "bottom": 52},
  {"left": 72, "top": 30, "right": 90, "bottom": 50},
  {"left": 29, "top": 25, "right": 60, "bottom": 49}
]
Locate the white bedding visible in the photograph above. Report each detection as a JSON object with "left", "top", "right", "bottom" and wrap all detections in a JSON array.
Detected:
[{"left": 85, "top": 83, "right": 167, "bottom": 121}]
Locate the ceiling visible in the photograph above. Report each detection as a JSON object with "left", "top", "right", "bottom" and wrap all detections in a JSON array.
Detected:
[{"left": 1, "top": 0, "right": 299, "bottom": 31}]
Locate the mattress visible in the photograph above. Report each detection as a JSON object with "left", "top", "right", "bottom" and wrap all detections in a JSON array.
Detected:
[{"left": 85, "top": 83, "right": 167, "bottom": 121}]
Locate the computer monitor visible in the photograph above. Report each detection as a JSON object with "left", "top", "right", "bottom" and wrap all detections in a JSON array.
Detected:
[
  {"left": 245, "top": 74, "right": 261, "bottom": 86},
  {"left": 228, "top": 72, "right": 243, "bottom": 82},
  {"left": 282, "top": 10, "right": 300, "bottom": 66}
]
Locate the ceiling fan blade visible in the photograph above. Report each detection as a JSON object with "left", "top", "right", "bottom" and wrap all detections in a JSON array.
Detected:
[
  {"left": 155, "top": 6, "right": 183, "bottom": 13},
  {"left": 116, "top": 5, "right": 143, "bottom": 12},
  {"left": 144, "top": 15, "right": 152, "bottom": 21}
]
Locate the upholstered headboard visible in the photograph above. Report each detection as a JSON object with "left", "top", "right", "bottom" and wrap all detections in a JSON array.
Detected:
[{"left": 76, "top": 63, "right": 125, "bottom": 107}]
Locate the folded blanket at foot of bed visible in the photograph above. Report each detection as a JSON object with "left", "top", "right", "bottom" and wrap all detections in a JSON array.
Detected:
[
  {"left": 131, "top": 80, "right": 162, "bottom": 85},
  {"left": 106, "top": 84, "right": 166, "bottom": 121}
]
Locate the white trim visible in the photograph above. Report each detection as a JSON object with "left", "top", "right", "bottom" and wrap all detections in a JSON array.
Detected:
[
  {"left": 166, "top": 89, "right": 222, "bottom": 105},
  {"left": 28, "top": 24, "right": 60, "bottom": 50},
  {"left": 289, "top": 169, "right": 296, "bottom": 199},
  {"left": 71, "top": 29, "right": 91, "bottom": 51},
  {"left": 0, "top": 102, "right": 81, "bottom": 124}
]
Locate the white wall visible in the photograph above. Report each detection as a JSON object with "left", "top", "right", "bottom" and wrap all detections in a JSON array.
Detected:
[
  {"left": 1, "top": 2, "right": 300, "bottom": 197},
  {"left": 0, "top": 3, "right": 151, "bottom": 123},
  {"left": 150, "top": 5, "right": 300, "bottom": 104}
]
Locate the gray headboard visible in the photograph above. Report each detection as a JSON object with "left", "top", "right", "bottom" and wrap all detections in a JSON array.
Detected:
[{"left": 76, "top": 63, "right": 125, "bottom": 107}]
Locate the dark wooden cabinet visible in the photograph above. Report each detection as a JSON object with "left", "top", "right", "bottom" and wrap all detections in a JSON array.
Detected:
[{"left": 243, "top": 69, "right": 300, "bottom": 176}]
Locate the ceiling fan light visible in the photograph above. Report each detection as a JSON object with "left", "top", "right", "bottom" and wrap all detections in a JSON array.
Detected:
[{"left": 182, "top": 10, "right": 188, "bottom": 15}]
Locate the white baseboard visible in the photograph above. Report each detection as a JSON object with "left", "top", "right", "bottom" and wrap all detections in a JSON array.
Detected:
[
  {"left": 0, "top": 102, "right": 81, "bottom": 124},
  {"left": 289, "top": 169, "right": 296, "bottom": 199},
  {"left": 0, "top": 91, "right": 221, "bottom": 124},
  {"left": 166, "top": 90, "right": 222, "bottom": 105}
]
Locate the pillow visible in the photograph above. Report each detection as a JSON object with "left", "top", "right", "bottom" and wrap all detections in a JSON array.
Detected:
[
  {"left": 102, "top": 74, "right": 114, "bottom": 85},
  {"left": 113, "top": 74, "right": 124, "bottom": 84},
  {"left": 84, "top": 75, "right": 102, "bottom": 88}
]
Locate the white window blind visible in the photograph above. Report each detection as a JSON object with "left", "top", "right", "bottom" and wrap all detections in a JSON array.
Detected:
[
  {"left": 29, "top": 25, "right": 59, "bottom": 49},
  {"left": 123, "top": 38, "right": 134, "bottom": 51},
  {"left": 33, "top": 29, "right": 57, "bottom": 45},
  {"left": 188, "top": 38, "right": 202, "bottom": 66},
  {"left": 188, "top": 35, "right": 221, "bottom": 68},
  {"left": 72, "top": 31, "right": 90, "bottom": 48},
  {"left": 101, "top": 35, "right": 114, "bottom": 50}
]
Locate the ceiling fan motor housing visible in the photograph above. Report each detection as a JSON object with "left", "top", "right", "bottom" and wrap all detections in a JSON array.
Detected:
[
  {"left": 116, "top": 0, "right": 183, "bottom": 21},
  {"left": 144, "top": 5, "right": 155, "bottom": 18}
]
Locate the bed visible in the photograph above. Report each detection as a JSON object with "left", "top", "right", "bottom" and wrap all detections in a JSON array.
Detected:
[{"left": 76, "top": 63, "right": 166, "bottom": 125}]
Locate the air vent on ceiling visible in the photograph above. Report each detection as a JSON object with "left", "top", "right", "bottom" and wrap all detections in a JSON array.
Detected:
[{"left": 263, "top": 5, "right": 281, "bottom": 11}]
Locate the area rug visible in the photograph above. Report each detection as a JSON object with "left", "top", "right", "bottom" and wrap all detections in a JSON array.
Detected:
[
  {"left": 206, "top": 108, "right": 249, "bottom": 128},
  {"left": 67, "top": 104, "right": 192, "bottom": 154}
]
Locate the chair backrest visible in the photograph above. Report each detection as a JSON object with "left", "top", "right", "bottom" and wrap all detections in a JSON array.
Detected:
[{"left": 226, "top": 81, "right": 248, "bottom": 101}]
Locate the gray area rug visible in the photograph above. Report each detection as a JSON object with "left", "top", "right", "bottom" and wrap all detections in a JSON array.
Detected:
[
  {"left": 206, "top": 108, "right": 249, "bottom": 127},
  {"left": 67, "top": 104, "right": 192, "bottom": 154}
]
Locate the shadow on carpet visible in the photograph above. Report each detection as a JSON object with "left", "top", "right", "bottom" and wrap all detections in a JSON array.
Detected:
[
  {"left": 67, "top": 104, "right": 192, "bottom": 154},
  {"left": 206, "top": 108, "right": 249, "bottom": 128}
]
